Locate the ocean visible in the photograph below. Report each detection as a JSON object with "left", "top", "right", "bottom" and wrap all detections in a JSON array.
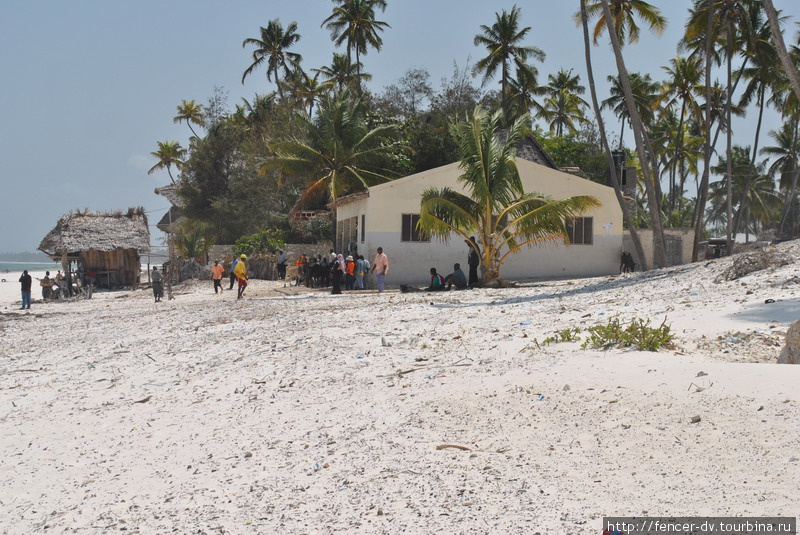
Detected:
[{"left": 0, "top": 261, "right": 62, "bottom": 273}]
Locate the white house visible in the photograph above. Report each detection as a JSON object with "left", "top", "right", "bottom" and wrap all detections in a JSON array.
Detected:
[{"left": 333, "top": 157, "right": 623, "bottom": 287}]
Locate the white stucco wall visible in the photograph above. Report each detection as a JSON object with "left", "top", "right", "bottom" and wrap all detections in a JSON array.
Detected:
[{"left": 337, "top": 159, "right": 623, "bottom": 286}]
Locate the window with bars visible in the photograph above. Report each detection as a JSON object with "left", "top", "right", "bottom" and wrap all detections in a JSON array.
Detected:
[
  {"left": 565, "top": 217, "right": 593, "bottom": 245},
  {"left": 401, "top": 214, "right": 429, "bottom": 242},
  {"left": 361, "top": 214, "right": 365, "bottom": 242}
]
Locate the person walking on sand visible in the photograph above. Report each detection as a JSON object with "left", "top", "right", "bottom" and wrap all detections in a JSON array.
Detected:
[
  {"left": 151, "top": 266, "right": 163, "bottom": 302},
  {"left": 229, "top": 256, "right": 239, "bottom": 291},
  {"left": 370, "top": 247, "right": 389, "bottom": 293},
  {"left": 234, "top": 254, "right": 248, "bottom": 299},
  {"left": 466, "top": 236, "right": 480, "bottom": 288},
  {"left": 211, "top": 260, "right": 224, "bottom": 294},
  {"left": 19, "top": 270, "right": 32, "bottom": 310}
]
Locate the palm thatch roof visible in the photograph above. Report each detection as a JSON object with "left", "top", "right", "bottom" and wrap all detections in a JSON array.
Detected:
[
  {"left": 39, "top": 207, "right": 150, "bottom": 257},
  {"left": 154, "top": 183, "right": 183, "bottom": 207}
]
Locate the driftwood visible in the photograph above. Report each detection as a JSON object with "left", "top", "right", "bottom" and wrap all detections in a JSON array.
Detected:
[{"left": 435, "top": 444, "right": 471, "bottom": 451}]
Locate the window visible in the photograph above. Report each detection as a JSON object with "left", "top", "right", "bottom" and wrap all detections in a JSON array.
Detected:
[
  {"left": 361, "top": 214, "right": 365, "bottom": 243},
  {"left": 565, "top": 217, "right": 593, "bottom": 245},
  {"left": 336, "top": 216, "right": 358, "bottom": 252},
  {"left": 401, "top": 214, "right": 429, "bottom": 242}
]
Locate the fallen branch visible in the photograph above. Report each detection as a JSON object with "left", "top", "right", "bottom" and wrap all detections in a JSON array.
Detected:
[{"left": 436, "top": 444, "right": 471, "bottom": 451}]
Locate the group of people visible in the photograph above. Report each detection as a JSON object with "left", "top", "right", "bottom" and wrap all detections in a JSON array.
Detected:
[
  {"left": 329, "top": 247, "right": 389, "bottom": 294},
  {"left": 17, "top": 270, "right": 72, "bottom": 310}
]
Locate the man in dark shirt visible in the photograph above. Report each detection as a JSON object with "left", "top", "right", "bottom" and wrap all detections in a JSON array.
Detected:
[
  {"left": 445, "top": 263, "right": 468, "bottom": 290},
  {"left": 19, "top": 270, "right": 32, "bottom": 309}
]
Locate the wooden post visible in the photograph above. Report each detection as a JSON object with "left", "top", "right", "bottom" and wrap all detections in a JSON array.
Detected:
[{"left": 167, "top": 208, "right": 174, "bottom": 300}]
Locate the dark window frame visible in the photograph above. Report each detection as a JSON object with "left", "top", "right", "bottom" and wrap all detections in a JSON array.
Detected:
[
  {"left": 565, "top": 217, "right": 593, "bottom": 245},
  {"left": 401, "top": 214, "right": 430, "bottom": 243}
]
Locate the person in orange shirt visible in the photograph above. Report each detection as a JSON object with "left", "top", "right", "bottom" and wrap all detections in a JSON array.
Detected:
[
  {"left": 345, "top": 255, "right": 356, "bottom": 290},
  {"left": 211, "top": 260, "right": 224, "bottom": 294}
]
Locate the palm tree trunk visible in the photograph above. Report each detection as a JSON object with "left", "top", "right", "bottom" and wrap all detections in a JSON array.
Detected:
[
  {"left": 600, "top": 0, "right": 667, "bottom": 268},
  {"left": 778, "top": 119, "right": 800, "bottom": 237},
  {"left": 501, "top": 59, "right": 508, "bottom": 116},
  {"left": 751, "top": 85, "right": 765, "bottom": 167},
  {"left": 619, "top": 117, "right": 625, "bottom": 150},
  {"left": 764, "top": 0, "right": 800, "bottom": 106},
  {"left": 355, "top": 46, "right": 362, "bottom": 94},
  {"left": 726, "top": 24, "right": 734, "bottom": 255},
  {"left": 188, "top": 123, "right": 198, "bottom": 138},
  {"left": 580, "top": 0, "right": 647, "bottom": 270},
  {"left": 672, "top": 103, "right": 687, "bottom": 214},
  {"left": 167, "top": 165, "right": 175, "bottom": 184},
  {"left": 692, "top": 0, "right": 714, "bottom": 262}
]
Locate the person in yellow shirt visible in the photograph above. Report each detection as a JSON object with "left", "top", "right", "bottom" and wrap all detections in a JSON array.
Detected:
[
  {"left": 211, "top": 260, "right": 224, "bottom": 294},
  {"left": 234, "top": 254, "right": 248, "bottom": 299}
]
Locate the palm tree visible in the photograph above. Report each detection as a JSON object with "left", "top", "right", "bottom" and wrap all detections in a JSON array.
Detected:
[
  {"left": 582, "top": 0, "right": 666, "bottom": 46},
  {"left": 173, "top": 99, "right": 205, "bottom": 138},
  {"left": 280, "top": 67, "right": 326, "bottom": 116},
  {"left": 602, "top": 72, "right": 659, "bottom": 148},
  {"left": 763, "top": 0, "right": 800, "bottom": 106},
  {"left": 762, "top": 120, "right": 800, "bottom": 236},
  {"left": 506, "top": 64, "right": 547, "bottom": 121},
  {"left": 417, "top": 107, "right": 600, "bottom": 286},
  {"left": 241, "top": 18, "right": 302, "bottom": 98},
  {"left": 314, "top": 52, "right": 372, "bottom": 92},
  {"left": 260, "top": 89, "right": 404, "bottom": 217},
  {"left": 598, "top": 0, "right": 668, "bottom": 267},
  {"left": 658, "top": 56, "right": 704, "bottom": 212},
  {"left": 541, "top": 89, "right": 590, "bottom": 137},
  {"left": 322, "top": 0, "right": 389, "bottom": 90},
  {"left": 473, "top": 5, "right": 545, "bottom": 115},
  {"left": 579, "top": 0, "right": 648, "bottom": 269},
  {"left": 148, "top": 140, "right": 187, "bottom": 183}
]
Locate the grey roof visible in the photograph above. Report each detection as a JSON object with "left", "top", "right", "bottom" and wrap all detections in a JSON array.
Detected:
[
  {"left": 511, "top": 133, "right": 560, "bottom": 169},
  {"left": 154, "top": 183, "right": 183, "bottom": 207},
  {"left": 39, "top": 208, "right": 150, "bottom": 256}
]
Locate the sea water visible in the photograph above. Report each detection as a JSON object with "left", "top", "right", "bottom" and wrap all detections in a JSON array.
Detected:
[{"left": 0, "top": 261, "right": 61, "bottom": 273}]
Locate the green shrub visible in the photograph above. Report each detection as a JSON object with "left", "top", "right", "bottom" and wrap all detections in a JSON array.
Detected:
[
  {"left": 581, "top": 317, "right": 675, "bottom": 351},
  {"left": 233, "top": 228, "right": 287, "bottom": 257},
  {"left": 542, "top": 327, "right": 582, "bottom": 346}
]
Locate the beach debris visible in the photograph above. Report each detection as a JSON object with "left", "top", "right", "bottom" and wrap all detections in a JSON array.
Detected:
[
  {"left": 715, "top": 250, "right": 792, "bottom": 282},
  {"left": 381, "top": 336, "right": 392, "bottom": 347},
  {"left": 519, "top": 320, "right": 532, "bottom": 326},
  {"left": 778, "top": 319, "right": 800, "bottom": 364},
  {"left": 765, "top": 298, "right": 776, "bottom": 304},
  {"left": 436, "top": 444, "right": 471, "bottom": 451},
  {"left": 133, "top": 396, "right": 151, "bottom": 404},
  {"left": 356, "top": 353, "right": 366, "bottom": 359},
  {"left": 690, "top": 415, "right": 701, "bottom": 424},
  {"left": 562, "top": 384, "right": 571, "bottom": 391},
  {"left": 696, "top": 371, "right": 708, "bottom": 377}
]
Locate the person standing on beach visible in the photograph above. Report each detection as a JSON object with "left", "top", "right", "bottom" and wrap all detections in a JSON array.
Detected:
[
  {"left": 40, "top": 271, "right": 53, "bottom": 300},
  {"left": 229, "top": 256, "right": 239, "bottom": 290},
  {"left": 277, "top": 249, "right": 288, "bottom": 281},
  {"left": 234, "top": 254, "right": 248, "bottom": 299},
  {"left": 370, "top": 247, "right": 389, "bottom": 293},
  {"left": 354, "top": 255, "right": 366, "bottom": 290},
  {"left": 466, "top": 236, "right": 480, "bottom": 287},
  {"left": 151, "top": 266, "right": 163, "bottom": 302},
  {"left": 211, "top": 261, "right": 224, "bottom": 294},
  {"left": 19, "top": 270, "right": 32, "bottom": 310},
  {"left": 331, "top": 254, "right": 345, "bottom": 294}
]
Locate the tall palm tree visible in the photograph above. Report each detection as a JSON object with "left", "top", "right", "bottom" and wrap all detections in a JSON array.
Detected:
[
  {"left": 582, "top": 0, "right": 666, "bottom": 46},
  {"left": 417, "top": 106, "right": 599, "bottom": 286},
  {"left": 321, "top": 0, "right": 389, "bottom": 90},
  {"left": 658, "top": 56, "right": 704, "bottom": 212},
  {"left": 763, "top": 0, "right": 800, "bottom": 107},
  {"left": 579, "top": 0, "right": 648, "bottom": 269},
  {"left": 762, "top": 120, "right": 800, "bottom": 236},
  {"left": 598, "top": 0, "right": 668, "bottom": 267},
  {"left": 473, "top": 5, "right": 545, "bottom": 115},
  {"left": 314, "top": 52, "right": 372, "bottom": 92},
  {"left": 148, "top": 141, "right": 187, "bottom": 183},
  {"left": 173, "top": 99, "right": 204, "bottom": 138},
  {"left": 602, "top": 72, "right": 659, "bottom": 148},
  {"left": 260, "top": 89, "right": 404, "bottom": 217},
  {"left": 241, "top": 18, "right": 303, "bottom": 98},
  {"left": 506, "top": 64, "right": 547, "bottom": 121}
]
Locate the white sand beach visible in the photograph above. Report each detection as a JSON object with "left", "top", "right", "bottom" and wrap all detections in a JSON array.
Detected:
[{"left": 1, "top": 245, "right": 799, "bottom": 534}]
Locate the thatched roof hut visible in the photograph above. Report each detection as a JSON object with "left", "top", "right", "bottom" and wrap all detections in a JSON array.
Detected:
[
  {"left": 154, "top": 184, "right": 183, "bottom": 233},
  {"left": 38, "top": 208, "right": 150, "bottom": 288}
]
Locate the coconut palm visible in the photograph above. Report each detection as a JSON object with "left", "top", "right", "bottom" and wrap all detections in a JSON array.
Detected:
[
  {"left": 314, "top": 52, "right": 372, "bottom": 92},
  {"left": 473, "top": 5, "right": 545, "bottom": 114},
  {"left": 762, "top": 120, "right": 800, "bottom": 236},
  {"left": 763, "top": 0, "right": 800, "bottom": 107},
  {"left": 280, "top": 67, "right": 326, "bottom": 116},
  {"left": 541, "top": 89, "right": 590, "bottom": 137},
  {"left": 260, "top": 89, "right": 404, "bottom": 217},
  {"left": 417, "top": 106, "right": 600, "bottom": 286},
  {"left": 597, "top": 0, "right": 668, "bottom": 267},
  {"left": 241, "top": 19, "right": 303, "bottom": 98},
  {"left": 582, "top": 0, "right": 666, "bottom": 46},
  {"left": 148, "top": 140, "right": 187, "bottom": 183},
  {"left": 506, "top": 64, "right": 547, "bottom": 121},
  {"left": 602, "top": 72, "right": 659, "bottom": 149},
  {"left": 578, "top": 0, "right": 648, "bottom": 269},
  {"left": 173, "top": 99, "right": 204, "bottom": 138},
  {"left": 322, "top": 0, "right": 389, "bottom": 89}
]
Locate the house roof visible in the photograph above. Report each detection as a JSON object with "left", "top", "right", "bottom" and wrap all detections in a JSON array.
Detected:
[
  {"left": 38, "top": 207, "right": 150, "bottom": 256},
  {"left": 154, "top": 183, "right": 183, "bottom": 207},
  {"left": 508, "top": 132, "right": 560, "bottom": 169},
  {"left": 156, "top": 206, "right": 182, "bottom": 233},
  {"left": 329, "top": 190, "right": 370, "bottom": 209}
]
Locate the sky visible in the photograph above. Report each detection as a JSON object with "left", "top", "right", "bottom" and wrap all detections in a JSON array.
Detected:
[{"left": 1, "top": 0, "right": 799, "bottom": 253}]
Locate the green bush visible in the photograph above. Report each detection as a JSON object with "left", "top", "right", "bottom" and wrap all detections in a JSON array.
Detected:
[
  {"left": 581, "top": 317, "right": 675, "bottom": 351},
  {"left": 305, "top": 216, "right": 333, "bottom": 243},
  {"left": 233, "top": 228, "right": 287, "bottom": 257}
]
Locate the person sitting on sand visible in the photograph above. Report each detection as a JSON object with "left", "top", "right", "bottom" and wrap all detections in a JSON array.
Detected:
[
  {"left": 427, "top": 268, "right": 446, "bottom": 291},
  {"left": 151, "top": 266, "right": 163, "bottom": 302},
  {"left": 444, "top": 263, "right": 468, "bottom": 290},
  {"left": 234, "top": 254, "right": 248, "bottom": 299}
]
